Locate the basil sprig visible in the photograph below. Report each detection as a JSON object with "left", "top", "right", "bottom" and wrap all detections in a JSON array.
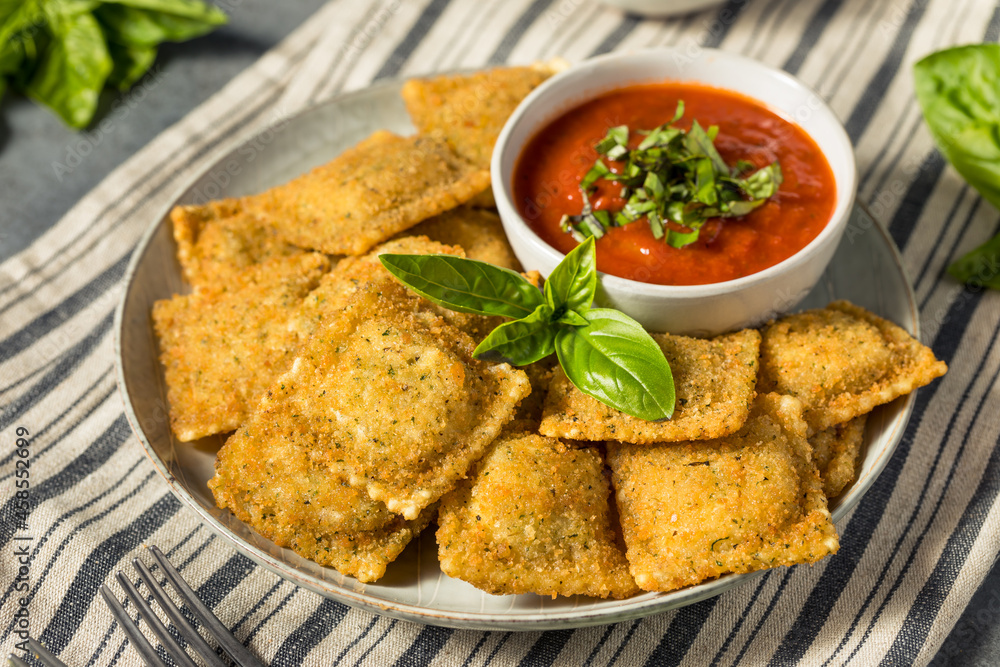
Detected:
[
  {"left": 380, "top": 237, "right": 675, "bottom": 421},
  {"left": 560, "top": 101, "right": 783, "bottom": 248},
  {"left": 0, "top": 0, "right": 227, "bottom": 129}
]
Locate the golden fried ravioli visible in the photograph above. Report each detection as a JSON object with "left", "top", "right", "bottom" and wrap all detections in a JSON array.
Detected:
[
  {"left": 152, "top": 253, "right": 330, "bottom": 442},
  {"left": 401, "top": 207, "right": 522, "bottom": 271},
  {"left": 607, "top": 394, "right": 838, "bottom": 593},
  {"left": 758, "top": 301, "right": 947, "bottom": 434},
  {"left": 248, "top": 130, "right": 489, "bottom": 256},
  {"left": 236, "top": 280, "right": 530, "bottom": 520},
  {"left": 809, "top": 415, "right": 867, "bottom": 499},
  {"left": 437, "top": 432, "right": 638, "bottom": 599},
  {"left": 210, "top": 428, "right": 434, "bottom": 583},
  {"left": 293, "top": 235, "right": 501, "bottom": 342},
  {"left": 540, "top": 329, "right": 760, "bottom": 443},
  {"left": 169, "top": 198, "right": 302, "bottom": 287},
  {"left": 402, "top": 65, "right": 558, "bottom": 170}
]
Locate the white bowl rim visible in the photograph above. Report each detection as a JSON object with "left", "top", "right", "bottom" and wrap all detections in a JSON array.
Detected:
[{"left": 492, "top": 47, "right": 858, "bottom": 298}]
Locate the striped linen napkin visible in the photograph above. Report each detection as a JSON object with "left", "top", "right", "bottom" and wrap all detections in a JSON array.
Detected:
[{"left": 2, "top": 0, "right": 999, "bottom": 664}]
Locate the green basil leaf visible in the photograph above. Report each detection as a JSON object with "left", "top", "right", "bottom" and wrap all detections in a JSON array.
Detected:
[
  {"left": 380, "top": 253, "right": 545, "bottom": 319},
  {"left": 556, "top": 309, "right": 589, "bottom": 327},
  {"left": 947, "top": 232, "right": 1000, "bottom": 289},
  {"left": 544, "top": 236, "right": 597, "bottom": 314},
  {"left": 0, "top": 0, "right": 44, "bottom": 52},
  {"left": 914, "top": 45, "right": 1000, "bottom": 288},
  {"left": 95, "top": 3, "right": 223, "bottom": 46},
  {"left": 915, "top": 44, "right": 1000, "bottom": 212},
  {"left": 99, "top": 0, "right": 227, "bottom": 23},
  {"left": 740, "top": 162, "right": 783, "bottom": 200},
  {"left": 667, "top": 228, "right": 700, "bottom": 248},
  {"left": 26, "top": 11, "right": 111, "bottom": 128},
  {"left": 554, "top": 308, "right": 675, "bottom": 421},
  {"left": 106, "top": 40, "right": 156, "bottom": 89},
  {"left": 685, "top": 120, "right": 728, "bottom": 174},
  {"left": 474, "top": 305, "right": 556, "bottom": 365}
]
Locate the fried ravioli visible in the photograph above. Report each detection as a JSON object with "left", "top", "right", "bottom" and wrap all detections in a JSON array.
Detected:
[
  {"left": 401, "top": 207, "right": 522, "bottom": 271},
  {"left": 169, "top": 199, "right": 302, "bottom": 287},
  {"left": 293, "top": 235, "right": 501, "bottom": 341},
  {"left": 809, "top": 415, "right": 867, "bottom": 498},
  {"left": 401, "top": 65, "right": 559, "bottom": 170},
  {"left": 758, "top": 301, "right": 947, "bottom": 433},
  {"left": 608, "top": 394, "right": 838, "bottom": 593},
  {"left": 437, "top": 432, "right": 638, "bottom": 599},
  {"left": 248, "top": 130, "right": 490, "bottom": 256},
  {"left": 152, "top": 253, "right": 330, "bottom": 442},
  {"left": 540, "top": 329, "right": 760, "bottom": 443},
  {"left": 239, "top": 280, "right": 530, "bottom": 520},
  {"left": 209, "top": 427, "right": 434, "bottom": 583}
]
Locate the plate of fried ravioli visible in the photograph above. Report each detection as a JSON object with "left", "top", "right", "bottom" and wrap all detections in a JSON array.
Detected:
[{"left": 115, "top": 63, "right": 947, "bottom": 629}]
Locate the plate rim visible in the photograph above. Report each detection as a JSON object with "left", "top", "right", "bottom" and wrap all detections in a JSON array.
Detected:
[{"left": 113, "top": 81, "right": 919, "bottom": 631}]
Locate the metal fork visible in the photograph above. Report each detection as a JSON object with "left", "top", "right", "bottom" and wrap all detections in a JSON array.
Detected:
[{"left": 100, "top": 545, "right": 266, "bottom": 667}]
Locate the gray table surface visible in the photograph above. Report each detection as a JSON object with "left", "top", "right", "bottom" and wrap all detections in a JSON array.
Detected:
[{"left": 0, "top": 2, "right": 996, "bottom": 664}]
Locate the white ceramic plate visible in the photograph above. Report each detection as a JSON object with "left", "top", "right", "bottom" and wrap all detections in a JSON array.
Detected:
[{"left": 115, "top": 79, "right": 917, "bottom": 631}]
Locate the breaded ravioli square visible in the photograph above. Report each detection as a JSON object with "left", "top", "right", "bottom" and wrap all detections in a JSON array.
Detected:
[
  {"left": 293, "top": 235, "right": 501, "bottom": 342},
  {"left": 540, "top": 329, "right": 761, "bottom": 443},
  {"left": 400, "top": 207, "right": 522, "bottom": 271},
  {"left": 249, "top": 281, "right": 530, "bottom": 520},
  {"left": 248, "top": 130, "right": 490, "bottom": 256},
  {"left": 209, "top": 423, "right": 434, "bottom": 583},
  {"left": 809, "top": 415, "right": 867, "bottom": 499},
  {"left": 607, "top": 394, "right": 838, "bottom": 593},
  {"left": 152, "top": 253, "right": 330, "bottom": 442},
  {"left": 758, "top": 300, "right": 947, "bottom": 433},
  {"left": 437, "top": 432, "right": 638, "bottom": 599},
  {"left": 169, "top": 198, "right": 302, "bottom": 287},
  {"left": 401, "top": 65, "right": 558, "bottom": 170}
]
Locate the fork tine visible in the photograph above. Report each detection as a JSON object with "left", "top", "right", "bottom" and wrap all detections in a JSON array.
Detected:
[
  {"left": 25, "top": 638, "right": 69, "bottom": 667},
  {"left": 100, "top": 584, "right": 171, "bottom": 667},
  {"left": 133, "top": 558, "right": 228, "bottom": 667},
  {"left": 117, "top": 571, "right": 200, "bottom": 667},
  {"left": 7, "top": 653, "right": 31, "bottom": 667},
  {"left": 149, "top": 546, "right": 266, "bottom": 667}
]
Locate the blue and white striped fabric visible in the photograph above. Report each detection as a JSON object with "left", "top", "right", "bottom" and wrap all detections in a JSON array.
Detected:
[{"left": 2, "top": 0, "right": 999, "bottom": 664}]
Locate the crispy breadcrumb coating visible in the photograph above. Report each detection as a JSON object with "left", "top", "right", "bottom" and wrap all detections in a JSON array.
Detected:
[
  {"left": 758, "top": 301, "right": 947, "bottom": 433},
  {"left": 540, "top": 329, "right": 760, "bottom": 443},
  {"left": 437, "top": 431, "right": 638, "bottom": 598},
  {"left": 608, "top": 393, "right": 838, "bottom": 593}
]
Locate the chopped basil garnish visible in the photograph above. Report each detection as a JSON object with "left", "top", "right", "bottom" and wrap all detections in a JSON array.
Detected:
[{"left": 560, "top": 101, "right": 783, "bottom": 248}]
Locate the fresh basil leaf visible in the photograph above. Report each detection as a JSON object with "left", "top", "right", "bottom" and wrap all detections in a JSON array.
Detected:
[
  {"left": 95, "top": 3, "right": 223, "bottom": 46},
  {"left": 100, "top": 0, "right": 227, "bottom": 23},
  {"left": 556, "top": 309, "right": 589, "bottom": 327},
  {"left": 0, "top": 0, "right": 44, "bottom": 50},
  {"left": 667, "top": 227, "right": 700, "bottom": 248},
  {"left": 915, "top": 44, "right": 1000, "bottom": 211},
  {"left": 474, "top": 305, "right": 556, "bottom": 365},
  {"left": 580, "top": 159, "right": 610, "bottom": 191},
  {"left": 544, "top": 236, "right": 597, "bottom": 314},
  {"left": 106, "top": 39, "right": 156, "bottom": 89},
  {"left": 554, "top": 308, "right": 674, "bottom": 421},
  {"left": 915, "top": 45, "right": 1000, "bottom": 288},
  {"left": 685, "top": 120, "right": 728, "bottom": 174},
  {"left": 947, "top": 232, "right": 1000, "bottom": 289},
  {"left": 380, "top": 253, "right": 544, "bottom": 319},
  {"left": 740, "top": 162, "right": 783, "bottom": 200},
  {"left": 26, "top": 11, "right": 111, "bottom": 128}
]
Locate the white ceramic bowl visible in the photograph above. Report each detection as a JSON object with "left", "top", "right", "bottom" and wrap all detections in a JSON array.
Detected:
[{"left": 492, "top": 48, "right": 857, "bottom": 336}]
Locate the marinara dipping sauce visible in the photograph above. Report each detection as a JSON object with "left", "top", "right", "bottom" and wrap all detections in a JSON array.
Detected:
[{"left": 513, "top": 83, "right": 837, "bottom": 286}]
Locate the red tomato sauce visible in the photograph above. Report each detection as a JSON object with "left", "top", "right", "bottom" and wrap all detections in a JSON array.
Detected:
[{"left": 513, "top": 83, "right": 837, "bottom": 285}]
